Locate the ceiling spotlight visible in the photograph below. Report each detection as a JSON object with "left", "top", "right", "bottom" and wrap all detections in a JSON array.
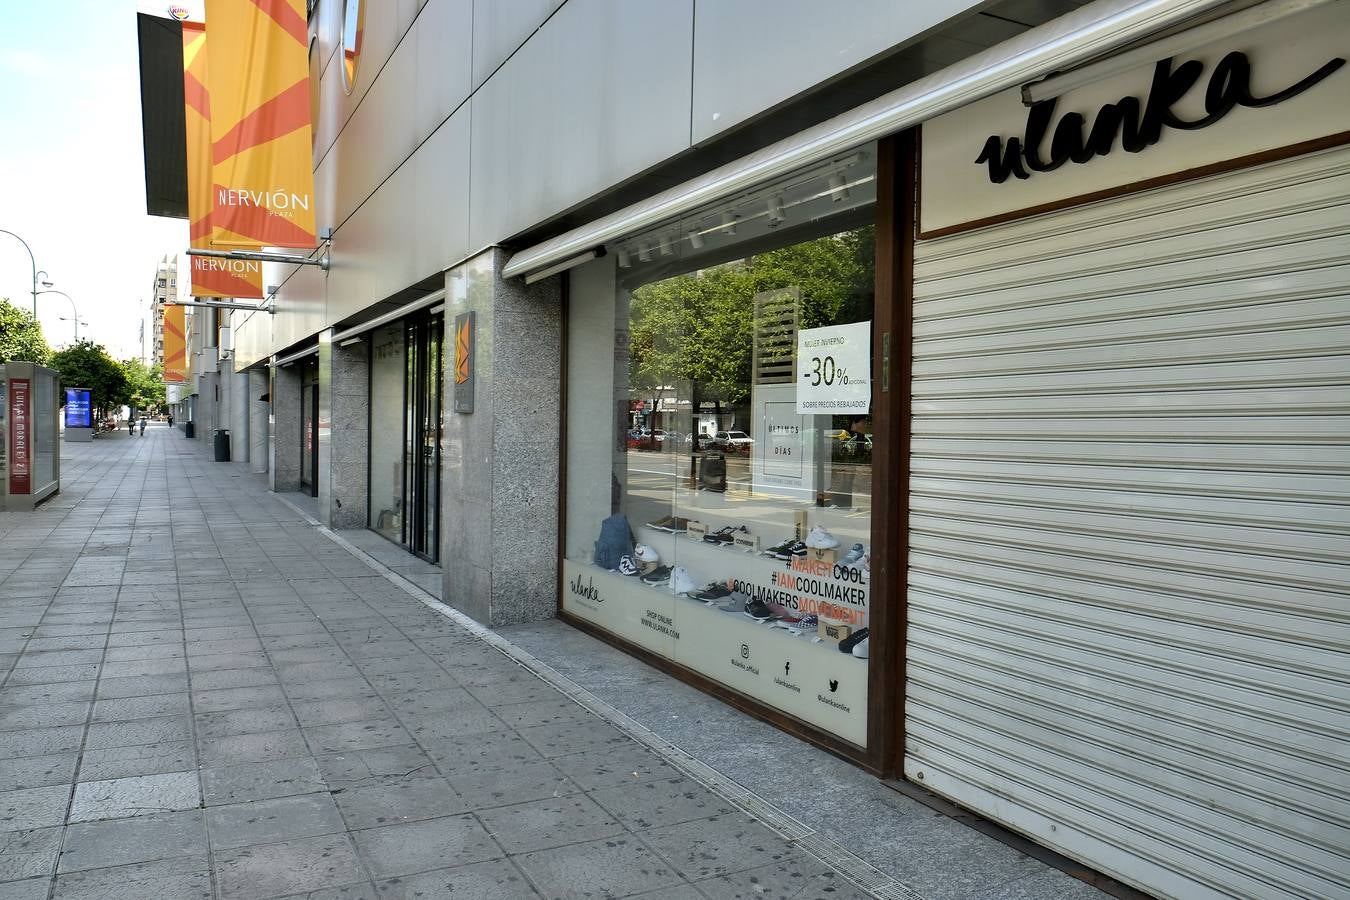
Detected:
[
  {"left": 767, "top": 195, "right": 786, "bottom": 226},
  {"left": 659, "top": 235, "right": 674, "bottom": 257},
  {"left": 637, "top": 242, "right": 651, "bottom": 262},
  {"left": 828, "top": 174, "right": 850, "bottom": 202},
  {"left": 617, "top": 249, "right": 631, "bottom": 269},
  {"left": 687, "top": 230, "right": 705, "bottom": 250},
  {"left": 721, "top": 212, "right": 738, "bottom": 235}
]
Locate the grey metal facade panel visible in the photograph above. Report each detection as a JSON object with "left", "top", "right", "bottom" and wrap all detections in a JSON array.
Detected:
[
  {"left": 414, "top": 0, "right": 473, "bottom": 144},
  {"left": 467, "top": 0, "right": 695, "bottom": 250},
  {"left": 334, "top": 34, "right": 419, "bottom": 227},
  {"left": 690, "top": 0, "right": 983, "bottom": 144},
  {"left": 470, "top": 0, "right": 565, "bottom": 89},
  {"left": 412, "top": 107, "right": 472, "bottom": 281}
]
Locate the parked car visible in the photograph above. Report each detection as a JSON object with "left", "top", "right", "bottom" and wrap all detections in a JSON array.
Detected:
[{"left": 712, "top": 430, "right": 754, "bottom": 453}]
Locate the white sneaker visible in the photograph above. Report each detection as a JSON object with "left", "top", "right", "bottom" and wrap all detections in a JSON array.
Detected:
[
  {"left": 804, "top": 526, "right": 839, "bottom": 549},
  {"left": 634, "top": 544, "right": 660, "bottom": 564},
  {"left": 851, "top": 636, "right": 869, "bottom": 659},
  {"left": 617, "top": 555, "right": 639, "bottom": 576},
  {"left": 669, "top": 566, "right": 697, "bottom": 595}
]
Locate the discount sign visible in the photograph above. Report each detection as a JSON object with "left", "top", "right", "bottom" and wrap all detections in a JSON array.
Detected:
[{"left": 795, "top": 322, "right": 871, "bottom": 415}]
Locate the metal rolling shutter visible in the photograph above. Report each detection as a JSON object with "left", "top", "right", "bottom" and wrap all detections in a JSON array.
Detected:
[{"left": 905, "top": 145, "right": 1350, "bottom": 900}]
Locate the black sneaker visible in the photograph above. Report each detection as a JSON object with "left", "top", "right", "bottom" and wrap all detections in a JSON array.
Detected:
[
  {"left": 639, "top": 565, "right": 672, "bottom": 586},
  {"left": 689, "top": 582, "right": 732, "bottom": 601},
  {"left": 762, "top": 538, "right": 794, "bottom": 558},
  {"left": 742, "top": 597, "right": 775, "bottom": 621},
  {"left": 773, "top": 540, "right": 806, "bottom": 561},
  {"left": 838, "top": 627, "right": 869, "bottom": 654}
]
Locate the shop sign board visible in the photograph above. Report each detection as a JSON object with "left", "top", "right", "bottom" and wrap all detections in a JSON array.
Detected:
[
  {"left": 453, "top": 311, "right": 475, "bottom": 414},
  {"left": 795, "top": 322, "right": 871, "bottom": 415},
  {"left": 920, "top": 3, "right": 1350, "bottom": 236},
  {"left": 64, "top": 388, "right": 92, "bottom": 429},
  {"left": 8, "top": 378, "right": 31, "bottom": 495}
]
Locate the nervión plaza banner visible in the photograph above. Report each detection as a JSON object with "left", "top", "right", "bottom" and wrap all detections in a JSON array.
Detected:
[
  {"left": 181, "top": 19, "right": 264, "bottom": 299},
  {"left": 163, "top": 303, "right": 189, "bottom": 384},
  {"left": 203, "top": 0, "right": 316, "bottom": 249}
]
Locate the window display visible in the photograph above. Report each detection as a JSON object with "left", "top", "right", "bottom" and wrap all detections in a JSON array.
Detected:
[{"left": 564, "top": 148, "right": 877, "bottom": 746}]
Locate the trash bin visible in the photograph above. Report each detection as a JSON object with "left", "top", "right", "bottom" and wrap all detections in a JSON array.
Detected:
[
  {"left": 184, "top": 422, "right": 195, "bottom": 439},
  {"left": 213, "top": 429, "right": 231, "bottom": 462}
]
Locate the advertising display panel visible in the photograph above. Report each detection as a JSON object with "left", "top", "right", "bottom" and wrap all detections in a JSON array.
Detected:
[
  {"left": 8, "top": 378, "right": 31, "bottom": 494},
  {"left": 64, "top": 388, "right": 92, "bottom": 428}
]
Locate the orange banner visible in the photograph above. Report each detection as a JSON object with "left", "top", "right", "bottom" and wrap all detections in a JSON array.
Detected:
[
  {"left": 182, "top": 21, "right": 264, "bottom": 299},
  {"left": 163, "top": 303, "right": 189, "bottom": 383},
  {"left": 203, "top": 0, "right": 316, "bottom": 249}
]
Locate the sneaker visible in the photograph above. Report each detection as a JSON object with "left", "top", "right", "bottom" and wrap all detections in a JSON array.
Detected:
[
  {"left": 640, "top": 565, "right": 672, "bottom": 586},
  {"left": 762, "top": 538, "right": 795, "bottom": 558},
  {"left": 840, "top": 543, "right": 865, "bottom": 566},
  {"left": 805, "top": 526, "right": 840, "bottom": 549},
  {"left": 703, "top": 525, "right": 749, "bottom": 545},
  {"left": 717, "top": 592, "right": 749, "bottom": 613},
  {"left": 742, "top": 597, "right": 774, "bottom": 621},
  {"left": 859, "top": 554, "right": 870, "bottom": 581},
  {"left": 617, "top": 555, "right": 640, "bottom": 576},
  {"left": 797, "top": 614, "right": 819, "bottom": 631},
  {"left": 669, "top": 566, "right": 697, "bottom": 595},
  {"left": 838, "top": 627, "right": 869, "bottom": 654},
  {"left": 634, "top": 544, "right": 660, "bottom": 564},
  {"left": 851, "top": 636, "right": 869, "bottom": 659},
  {"left": 647, "top": 516, "right": 690, "bottom": 533},
  {"left": 689, "top": 582, "right": 732, "bottom": 601},
  {"left": 773, "top": 540, "right": 807, "bottom": 561}
]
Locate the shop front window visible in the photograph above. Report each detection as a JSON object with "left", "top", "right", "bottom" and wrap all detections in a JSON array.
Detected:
[{"left": 563, "top": 148, "right": 877, "bottom": 746}]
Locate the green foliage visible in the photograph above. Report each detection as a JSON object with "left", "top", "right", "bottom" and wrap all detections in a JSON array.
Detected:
[
  {"left": 0, "top": 298, "right": 51, "bottom": 365},
  {"left": 120, "top": 358, "right": 167, "bottom": 411},
  {"left": 49, "top": 340, "right": 129, "bottom": 415},
  {"left": 628, "top": 227, "right": 874, "bottom": 408}
]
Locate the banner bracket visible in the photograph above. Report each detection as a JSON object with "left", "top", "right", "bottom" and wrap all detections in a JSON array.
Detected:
[{"left": 187, "top": 248, "right": 330, "bottom": 271}]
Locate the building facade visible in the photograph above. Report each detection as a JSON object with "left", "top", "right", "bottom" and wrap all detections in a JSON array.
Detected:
[
  {"left": 153, "top": 1, "right": 1350, "bottom": 897},
  {"left": 148, "top": 254, "right": 178, "bottom": 368}
]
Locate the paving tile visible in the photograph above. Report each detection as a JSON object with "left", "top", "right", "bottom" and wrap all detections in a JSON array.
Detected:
[
  {"left": 352, "top": 815, "right": 503, "bottom": 880},
  {"left": 421, "top": 730, "right": 542, "bottom": 778},
  {"left": 83, "top": 715, "right": 192, "bottom": 751},
  {"left": 49, "top": 855, "right": 213, "bottom": 900},
  {"left": 488, "top": 698, "right": 593, "bottom": 729},
  {"left": 191, "top": 684, "right": 289, "bottom": 713},
  {"left": 0, "top": 751, "right": 79, "bottom": 792},
  {"left": 98, "top": 657, "right": 187, "bottom": 679},
  {"left": 373, "top": 858, "right": 540, "bottom": 900},
  {"left": 202, "top": 757, "right": 328, "bottom": 805},
  {"left": 0, "top": 681, "right": 96, "bottom": 705},
  {"left": 77, "top": 741, "right": 196, "bottom": 782},
  {"left": 103, "top": 643, "right": 185, "bottom": 662},
  {"left": 187, "top": 667, "right": 278, "bottom": 691},
  {"left": 638, "top": 812, "right": 792, "bottom": 881},
  {"left": 195, "top": 705, "right": 298, "bottom": 739},
  {"left": 333, "top": 777, "right": 464, "bottom": 829},
  {"left": 0, "top": 825, "right": 63, "bottom": 881},
  {"left": 3, "top": 665, "right": 99, "bottom": 686},
  {"left": 0, "top": 784, "right": 71, "bottom": 831},
  {"left": 399, "top": 705, "right": 507, "bottom": 743},
  {"left": 198, "top": 728, "right": 312, "bottom": 767},
  {"left": 549, "top": 745, "right": 679, "bottom": 790},
  {"left": 95, "top": 674, "right": 189, "bottom": 699},
  {"left": 588, "top": 777, "right": 739, "bottom": 832},
  {"left": 292, "top": 697, "right": 394, "bottom": 728},
  {"left": 68, "top": 772, "right": 201, "bottom": 823},
  {"left": 206, "top": 792, "right": 346, "bottom": 850},
  {"left": 513, "top": 834, "right": 684, "bottom": 900},
  {"left": 213, "top": 833, "right": 364, "bottom": 900},
  {"left": 693, "top": 858, "right": 874, "bottom": 900},
  {"left": 0, "top": 878, "right": 50, "bottom": 900},
  {"left": 57, "top": 809, "right": 207, "bottom": 873},
  {"left": 446, "top": 758, "right": 580, "bottom": 811},
  {"left": 281, "top": 678, "right": 378, "bottom": 703},
  {"left": 314, "top": 745, "right": 438, "bottom": 791},
  {"left": 516, "top": 719, "right": 637, "bottom": 759},
  {"left": 477, "top": 794, "right": 624, "bottom": 854},
  {"left": 0, "top": 700, "right": 90, "bottom": 730},
  {"left": 189, "top": 652, "right": 271, "bottom": 672},
  {"left": 273, "top": 883, "right": 379, "bottom": 900},
  {"left": 302, "top": 718, "right": 413, "bottom": 754},
  {"left": 14, "top": 649, "right": 103, "bottom": 668},
  {"left": 91, "top": 692, "right": 191, "bottom": 722}
]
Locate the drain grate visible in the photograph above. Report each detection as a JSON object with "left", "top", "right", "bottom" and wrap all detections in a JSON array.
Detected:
[{"left": 280, "top": 496, "right": 927, "bottom": 900}]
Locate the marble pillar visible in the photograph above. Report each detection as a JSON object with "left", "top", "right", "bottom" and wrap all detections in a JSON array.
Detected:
[
  {"left": 249, "top": 369, "right": 269, "bottom": 475},
  {"left": 231, "top": 369, "right": 250, "bottom": 464},
  {"left": 441, "top": 248, "right": 562, "bottom": 627},
  {"left": 270, "top": 363, "right": 302, "bottom": 493},
  {"left": 318, "top": 330, "right": 370, "bottom": 529}
]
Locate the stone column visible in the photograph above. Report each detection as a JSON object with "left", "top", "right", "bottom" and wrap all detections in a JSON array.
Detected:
[
  {"left": 249, "top": 369, "right": 269, "bottom": 475},
  {"left": 270, "top": 363, "right": 302, "bottom": 493},
  {"left": 231, "top": 369, "right": 250, "bottom": 464},
  {"left": 441, "top": 248, "right": 562, "bottom": 627},
  {"left": 317, "top": 330, "right": 370, "bottom": 529}
]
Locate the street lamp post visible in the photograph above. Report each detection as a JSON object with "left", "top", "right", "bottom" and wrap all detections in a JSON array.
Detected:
[
  {"left": 0, "top": 228, "right": 42, "bottom": 315},
  {"left": 57, "top": 316, "right": 89, "bottom": 342},
  {"left": 36, "top": 289, "right": 81, "bottom": 341}
]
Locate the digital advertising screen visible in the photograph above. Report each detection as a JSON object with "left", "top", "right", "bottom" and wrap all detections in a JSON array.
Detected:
[{"left": 64, "top": 387, "right": 92, "bottom": 428}]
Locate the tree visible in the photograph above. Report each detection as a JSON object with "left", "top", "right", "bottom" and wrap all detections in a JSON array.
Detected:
[
  {"left": 49, "top": 340, "right": 129, "bottom": 421},
  {"left": 120, "top": 358, "right": 167, "bottom": 412},
  {"left": 0, "top": 298, "right": 51, "bottom": 365}
]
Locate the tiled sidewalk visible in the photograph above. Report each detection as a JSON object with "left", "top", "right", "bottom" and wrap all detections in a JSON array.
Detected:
[{"left": 0, "top": 426, "right": 873, "bottom": 900}]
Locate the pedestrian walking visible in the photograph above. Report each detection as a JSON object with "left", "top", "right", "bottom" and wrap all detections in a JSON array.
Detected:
[
  {"left": 167, "top": 413, "right": 175, "bottom": 428},
  {"left": 128, "top": 417, "right": 135, "bottom": 436},
  {"left": 139, "top": 416, "right": 147, "bottom": 435}
]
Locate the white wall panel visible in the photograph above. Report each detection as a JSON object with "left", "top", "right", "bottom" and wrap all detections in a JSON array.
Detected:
[
  {"left": 413, "top": 0, "right": 472, "bottom": 145},
  {"left": 467, "top": 0, "right": 694, "bottom": 248},
  {"left": 413, "top": 106, "right": 471, "bottom": 280},
  {"left": 470, "top": 0, "right": 564, "bottom": 89},
  {"left": 334, "top": 32, "right": 418, "bottom": 225},
  {"left": 905, "top": 145, "right": 1350, "bottom": 900},
  {"left": 691, "top": 0, "right": 981, "bottom": 143},
  {"left": 327, "top": 154, "right": 419, "bottom": 325}
]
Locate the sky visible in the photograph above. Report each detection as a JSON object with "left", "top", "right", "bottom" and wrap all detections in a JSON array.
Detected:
[{"left": 0, "top": 1, "right": 188, "bottom": 361}]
